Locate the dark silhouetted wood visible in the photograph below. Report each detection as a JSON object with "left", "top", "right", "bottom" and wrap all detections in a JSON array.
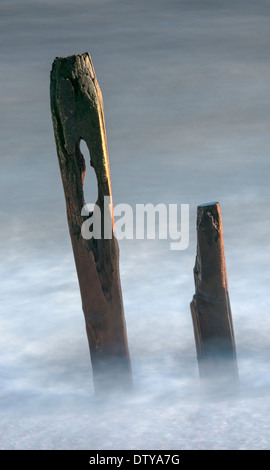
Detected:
[
  {"left": 50, "top": 52, "right": 132, "bottom": 393},
  {"left": 190, "top": 202, "right": 238, "bottom": 383}
]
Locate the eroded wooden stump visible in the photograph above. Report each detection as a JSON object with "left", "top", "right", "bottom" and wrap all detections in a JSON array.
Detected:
[
  {"left": 190, "top": 202, "right": 238, "bottom": 383},
  {"left": 50, "top": 52, "right": 132, "bottom": 394}
]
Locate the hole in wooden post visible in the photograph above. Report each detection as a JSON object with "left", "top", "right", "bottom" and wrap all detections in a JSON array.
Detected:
[{"left": 80, "top": 139, "right": 98, "bottom": 208}]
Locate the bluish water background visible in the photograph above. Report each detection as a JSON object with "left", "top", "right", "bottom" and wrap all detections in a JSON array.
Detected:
[{"left": 1, "top": 0, "right": 270, "bottom": 449}]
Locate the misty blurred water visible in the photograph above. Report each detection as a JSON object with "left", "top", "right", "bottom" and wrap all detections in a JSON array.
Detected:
[{"left": 1, "top": 0, "right": 270, "bottom": 449}]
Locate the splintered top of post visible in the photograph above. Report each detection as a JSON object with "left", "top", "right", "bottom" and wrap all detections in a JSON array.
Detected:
[
  {"left": 197, "top": 202, "right": 222, "bottom": 237},
  {"left": 198, "top": 202, "right": 219, "bottom": 208},
  {"left": 51, "top": 52, "right": 96, "bottom": 79}
]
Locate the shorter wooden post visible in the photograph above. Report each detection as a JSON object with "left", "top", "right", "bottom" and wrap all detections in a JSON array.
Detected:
[{"left": 190, "top": 202, "right": 238, "bottom": 383}]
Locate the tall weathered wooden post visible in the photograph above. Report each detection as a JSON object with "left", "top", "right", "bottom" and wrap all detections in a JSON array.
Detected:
[
  {"left": 50, "top": 52, "right": 132, "bottom": 394},
  {"left": 190, "top": 202, "right": 238, "bottom": 383}
]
